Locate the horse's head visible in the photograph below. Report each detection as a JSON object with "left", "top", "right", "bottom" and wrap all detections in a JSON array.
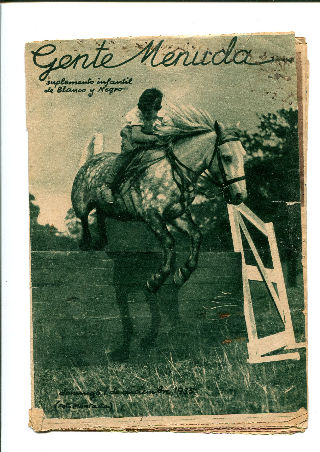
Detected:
[{"left": 205, "top": 122, "right": 247, "bottom": 205}]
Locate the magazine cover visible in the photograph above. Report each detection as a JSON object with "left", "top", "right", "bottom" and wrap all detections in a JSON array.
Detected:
[{"left": 26, "top": 33, "right": 308, "bottom": 433}]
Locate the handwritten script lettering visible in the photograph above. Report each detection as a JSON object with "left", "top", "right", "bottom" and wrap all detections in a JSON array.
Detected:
[{"left": 31, "top": 37, "right": 276, "bottom": 81}]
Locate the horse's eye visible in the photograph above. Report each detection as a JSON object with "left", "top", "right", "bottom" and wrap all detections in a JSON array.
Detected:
[{"left": 223, "top": 155, "right": 232, "bottom": 163}]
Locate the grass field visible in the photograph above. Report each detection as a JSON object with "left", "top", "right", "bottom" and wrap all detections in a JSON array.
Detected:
[{"left": 32, "top": 253, "right": 306, "bottom": 419}]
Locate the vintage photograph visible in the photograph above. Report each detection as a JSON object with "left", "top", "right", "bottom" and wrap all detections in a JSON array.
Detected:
[{"left": 25, "top": 33, "right": 307, "bottom": 432}]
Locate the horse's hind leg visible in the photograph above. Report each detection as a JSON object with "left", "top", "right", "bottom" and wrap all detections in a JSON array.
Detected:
[
  {"left": 170, "top": 211, "right": 202, "bottom": 287},
  {"left": 145, "top": 213, "right": 175, "bottom": 292},
  {"left": 79, "top": 214, "right": 92, "bottom": 250},
  {"left": 93, "top": 207, "right": 108, "bottom": 250}
]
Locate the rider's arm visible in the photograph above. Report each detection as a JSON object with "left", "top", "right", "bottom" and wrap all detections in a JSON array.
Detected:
[{"left": 131, "top": 126, "right": 158, "bottom": 143}]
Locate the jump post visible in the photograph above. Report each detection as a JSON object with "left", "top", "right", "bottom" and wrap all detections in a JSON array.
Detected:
[{"left": 227, "top": 203, "right": 306, "bottom": 364}]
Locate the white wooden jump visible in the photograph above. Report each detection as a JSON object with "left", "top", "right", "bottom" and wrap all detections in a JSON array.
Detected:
[{"left": 227, "top": 203, "right": 306, "bottom": 364}]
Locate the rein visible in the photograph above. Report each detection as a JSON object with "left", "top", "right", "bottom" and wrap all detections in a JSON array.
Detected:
[{"left": 170, "top": 135, "right": 246, "bottom": 193}]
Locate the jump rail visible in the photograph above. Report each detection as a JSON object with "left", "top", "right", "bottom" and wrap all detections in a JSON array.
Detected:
[{"left": 227, "top": 203, "right": 306, "bottom": 364}]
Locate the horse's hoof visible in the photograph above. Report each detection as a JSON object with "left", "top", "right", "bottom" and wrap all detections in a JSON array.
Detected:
[
  {"left": 146, "top": 279, "right": 159, "bottom": 293},
  {"left": 109, "top": 347, "right": 130, "bottom": 362},
  {"left": 173, "top": 267, "right": 187, "bottom": 287}
]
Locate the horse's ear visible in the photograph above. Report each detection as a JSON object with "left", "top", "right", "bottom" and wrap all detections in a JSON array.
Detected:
[{"left": 214, "top": 121, "right": 225, "bottom": 136}]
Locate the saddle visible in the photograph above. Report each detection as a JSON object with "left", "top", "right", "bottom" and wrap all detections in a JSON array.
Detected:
[
  {"left": 113, "top": 142, "right": 195, "bottom": 206},
  {"left": 113, "top": 147, "right": 167, "bottom": 193}
]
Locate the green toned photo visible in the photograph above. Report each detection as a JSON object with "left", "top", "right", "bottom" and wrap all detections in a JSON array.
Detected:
[{"left": 26, "top": 33, "right": 307, "bottom": 432}]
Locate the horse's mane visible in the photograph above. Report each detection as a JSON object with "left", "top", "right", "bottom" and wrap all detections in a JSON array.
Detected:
[
  {"left": 157, "top": 104, "right": 215, "bottom": 138},
  {"left": 157, "top": 104, "right": 239, "bottom": 142}
]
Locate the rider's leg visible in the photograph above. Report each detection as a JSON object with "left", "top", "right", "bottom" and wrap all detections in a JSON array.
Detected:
[
  {"left": 105, "top": 152, "right": 134, "bottom": 189},
  {"left": 105, "top": 127, "right": 136, "bottom": 190}
]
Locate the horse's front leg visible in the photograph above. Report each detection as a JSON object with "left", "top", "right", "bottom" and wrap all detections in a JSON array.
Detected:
[
  {"left": 145, "top": 213, "right": 175, "bottom": 292},
  {"left": 170, "top": 211, "right": 202, "bottom": 287}
]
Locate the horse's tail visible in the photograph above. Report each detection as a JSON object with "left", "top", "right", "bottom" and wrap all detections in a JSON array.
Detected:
[{"left": 79, "top": 133, "right": 104, "bottom": 167}]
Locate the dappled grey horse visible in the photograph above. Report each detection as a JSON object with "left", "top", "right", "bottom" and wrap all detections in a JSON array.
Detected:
[
  {"left": 72, "top": 118, "right": 246, "bottom": 288},
  {"left": 72, "top": 109, "right": 247, "bottom": 359}
]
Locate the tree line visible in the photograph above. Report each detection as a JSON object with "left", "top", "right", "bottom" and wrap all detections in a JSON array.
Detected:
[{"left": 30, "top": 108, "right": 302, "bottom": 269}]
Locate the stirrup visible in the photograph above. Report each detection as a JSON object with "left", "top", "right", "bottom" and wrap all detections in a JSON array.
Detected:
[
  {"left": 105, "top": 184, "right": 115, "bottom": 203},
  {"left": 110, "top": 184, "right": 118, "bottom": 194},
  {"left": 106, "top": 180, "right": 117, "bottom": 191},
  {"left": 110, "top": 180, "right": 122, "bottom": 194}
]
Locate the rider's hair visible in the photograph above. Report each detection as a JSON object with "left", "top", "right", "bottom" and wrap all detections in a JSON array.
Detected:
[{"left": 138, "top": 88, "right": 163, "bottom": 113}]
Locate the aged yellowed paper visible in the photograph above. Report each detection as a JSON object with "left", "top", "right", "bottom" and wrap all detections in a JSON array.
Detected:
[{"left": 26, "top": 33, "right": 308, "bottom": 433}]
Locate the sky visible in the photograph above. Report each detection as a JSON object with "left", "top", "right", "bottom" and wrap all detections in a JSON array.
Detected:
[{"left": 25, "top": 33, "right": 297, "bottom": 231}]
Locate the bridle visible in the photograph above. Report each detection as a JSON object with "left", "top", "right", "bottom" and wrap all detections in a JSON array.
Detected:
[
  {"left": 167, "top": 135, "right": 246, "bottom": 195},
  {"left": 204, "top": 136, "right": 246, "bottom": 189}
]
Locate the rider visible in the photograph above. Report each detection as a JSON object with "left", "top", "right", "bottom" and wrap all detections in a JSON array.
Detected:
[{"left": 106, "top": 88, "right": 170, "bottom": 194}]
